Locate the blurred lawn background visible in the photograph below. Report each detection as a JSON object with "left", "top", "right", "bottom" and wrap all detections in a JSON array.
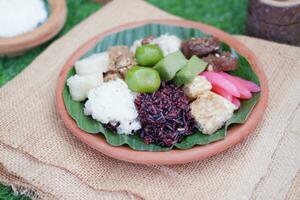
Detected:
[{"left": 0, "top": 0, "right": 248, "bottom": 199}]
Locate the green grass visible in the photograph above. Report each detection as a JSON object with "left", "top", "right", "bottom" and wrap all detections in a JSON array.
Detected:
[
  {"left": 0, "top": 0, "right": 248, "bottom": 199},
  {"left": 0, "top": 184, "right": 31, "bottom": 200},
  {"left": 147, "top": 0, "right": 248, "bottom": 34}
]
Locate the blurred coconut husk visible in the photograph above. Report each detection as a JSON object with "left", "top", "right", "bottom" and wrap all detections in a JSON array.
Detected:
[{"left": 247, "top": 0, "right": 300, "bottom": 46}]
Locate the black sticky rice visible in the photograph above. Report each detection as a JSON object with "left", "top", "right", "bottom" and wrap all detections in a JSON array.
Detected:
[{"left": 135, "top": 82, "right": 195, "bottom": 147}]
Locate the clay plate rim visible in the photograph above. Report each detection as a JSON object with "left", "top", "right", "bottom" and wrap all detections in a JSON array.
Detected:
[
  {"left": 55, "top": 19, "right": 268, "bottom": 165},
  {"left": 0, "top": 0, "right": 67, "bottom": 56}
]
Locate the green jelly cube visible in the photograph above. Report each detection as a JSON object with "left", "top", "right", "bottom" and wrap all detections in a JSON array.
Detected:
[
  {"left": 174, "top": 55, "right": 208, "bottom": 86},
  {"left": 153, "top": 51, "right": 187, "bottom": 81}
]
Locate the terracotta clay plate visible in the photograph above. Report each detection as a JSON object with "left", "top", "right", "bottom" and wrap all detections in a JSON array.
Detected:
[{"left": 55, "top": 19, "right": 268, "bottom": 165}]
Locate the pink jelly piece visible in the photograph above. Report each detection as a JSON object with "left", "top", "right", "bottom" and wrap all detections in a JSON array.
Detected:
[
  {"left": 212, "top": 84, "right": 233, "bottom": 102},
  {"left": 218, "top": 72, "right": 252, "bottom": 99},
  {"left": 233, "top": 76, "right": 261, "bottom": 93},
  {"left": 232, "top": 97, "right": 241, "bottom": 108},
  {"left": 201, "top": 71, "right": 240, "bottom": 97}
]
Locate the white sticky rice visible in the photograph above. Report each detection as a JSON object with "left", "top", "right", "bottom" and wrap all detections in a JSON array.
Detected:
[{"left": 84, "top": 78, "right": 141, "bottom": 135}]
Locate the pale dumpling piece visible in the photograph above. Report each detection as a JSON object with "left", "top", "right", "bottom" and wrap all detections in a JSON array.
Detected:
[
  {"left": 67, "top": 74, "right": 103, "bottom": 101},
  {"left": 190, "top": 91, "right": 237, "bottom": 135},
  {"left": 152, "top": 34, "right": 181, "bottom": 56},
  {"left": 130, "top": 34, "right": 181, "bottom": 56},
  {"left": 183, "top": 76, "right": 212, "bottom": 99},
  {"left": 75, "top": 52, "right": 109, "bottom": 76}
]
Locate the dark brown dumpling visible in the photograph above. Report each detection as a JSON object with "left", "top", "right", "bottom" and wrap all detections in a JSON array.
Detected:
[
  {"left": 203, "top": 52, "right": 238, "bottom": 72},
  {"left": 181, "top": 37, "right": 220, "bottom": 59}
]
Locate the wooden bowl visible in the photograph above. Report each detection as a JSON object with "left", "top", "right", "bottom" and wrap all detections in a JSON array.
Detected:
[
  {"left": 56, "top": 19, "right": 268, "bottom": 165},
  {"left": 0, "top": 0, "right": 67, "bottom": 56}
]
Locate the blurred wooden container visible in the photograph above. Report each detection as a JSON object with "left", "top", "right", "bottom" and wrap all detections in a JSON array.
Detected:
[
  {"left": 0, "top": 0, "right": 67, "bottom": 56},
  {"left": 247, "top": 0, "right": 300, "bottom": 46}
]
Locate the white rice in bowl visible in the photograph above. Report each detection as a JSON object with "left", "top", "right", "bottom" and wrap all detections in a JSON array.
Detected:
[{"left": 84, "top": 78, "right": 141, "bottom": 135}]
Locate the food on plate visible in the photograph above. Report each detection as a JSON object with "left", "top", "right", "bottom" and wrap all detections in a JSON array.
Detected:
[
  {"left": 75, "top": 52, "right": 109, "bottom": 76},
  {"left": 104, "top": 46, "right": 136, "bottom": 81},
  {"left": 131, "top": 34, "right": 181, "bottom": 56},
  {"left": 201, "top": 71, "right": 240, "bottom": 97},
  {"left": 84, "top": 79, "right": 141, "bottom": 135},
  {"left": 232, "top": 76, "right": 261, "bottom": 93},
  {"left": 152, "top": 34, "right": 182, "bottom": 56},
  {"left": 125, "top": 66, "right": 161, "bottom": 93},
  {"left": 108, "top": 46, "right": 136, "bottom": 71},
  {"left": 103, "top": 71, "right": 122, "bottom": 82},
  {"left": 208, "top": 72, "right": 260, "bottom": 107},
  {"left": 181, "top": 37, "right": 237, "bottom": 72},
  {"left": 67, "top": 74, "right": 102, "bottom": 101},
  {"left": 181, "top": 37, "right": 220, "bottom": 59},
  {"left": 232, "top": 97, "right": 241, "bottom": 108},
  {"left": 68, "top": 52, "right": 109, "bottom": 101},
  {"left": 153, "top": 51, "right": 187, "bottom": 81},
  {"left": 190, "top": 91, "right": 237, "bottom": 135},
  {"left": 174, "top": 55, "right": 208, "bottom": 86},
  {"left": 135, "top": 82, "right": 194, "bottom": 147},
  {"left": 219, "top": 72, "right": 252, "bottom": 99},
  {"left": 212, "top": 84, "right": 233, "bottom": 102},
  {"left": 64, "top": 31, "right": 261, "bottom": 149},
  {"left": 204, "top": 52, "right": 237, "bottom": 72},
  {"left": 183, "top": 76, "right": 212, "bottom": 99},
  {"left": 135, "top": 44, "right": 164, "bottom": 66},
  {"left": 131, "top": 39, "right": 144, "bottom": 53},
  {"left": 141, "top": 36, "right": 155, "bottom": 45}
]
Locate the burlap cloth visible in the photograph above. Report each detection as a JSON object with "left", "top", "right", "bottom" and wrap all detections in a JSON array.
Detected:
[{"left": 0, "top": 0, "right": 299, "bottom": 199}]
